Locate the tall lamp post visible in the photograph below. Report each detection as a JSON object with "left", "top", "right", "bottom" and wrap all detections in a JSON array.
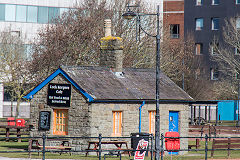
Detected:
[{"left": 122, "top": 5, "right": 161, "bottom": 160}]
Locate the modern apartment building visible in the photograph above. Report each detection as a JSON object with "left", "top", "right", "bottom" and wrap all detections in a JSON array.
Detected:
[
  {"left": 0, "top": 0, "right": 80, "bottom": 118},
  {"left": 184, "top": 0, "right": 240, "bottom": 80}
]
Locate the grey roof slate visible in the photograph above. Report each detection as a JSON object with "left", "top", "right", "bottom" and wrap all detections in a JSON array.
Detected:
[{"left": 62, "top": 66, "right": 193, "bottom": 101}]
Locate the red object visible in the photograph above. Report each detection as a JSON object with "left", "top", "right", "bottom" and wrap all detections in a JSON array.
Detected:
[
  {"left": 7, "top": 117, "right": 15, "bottom": 126},
  {"left": 165, "top": 132, "right": 180, "bottom": 151},
  {"left": 16, "top": 119, "right": 25, "bottom": 127}
]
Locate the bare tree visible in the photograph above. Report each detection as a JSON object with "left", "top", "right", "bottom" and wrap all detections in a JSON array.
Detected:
[
  {"left": 211, "top": 17, "right": 240, "bottom": 99},
  {"left": 30, "top": 0, "right": 156, "bottom": 82},
  {"left": 0, "top": 30, "right": 34, "bottom": 117}
]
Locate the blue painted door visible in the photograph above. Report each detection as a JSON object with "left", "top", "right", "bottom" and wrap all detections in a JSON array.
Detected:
[
  {"left": 169, "top": 111, "right": 179, "bottom": 155},
  {"left": 169, "top": 111, "right": 179, "bottom": 132}
]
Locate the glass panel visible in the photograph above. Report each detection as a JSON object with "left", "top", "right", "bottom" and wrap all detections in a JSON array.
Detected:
[
  {"left": 27, "top": 6, "right": 37, "bottom": 23},
  {"left": 0, "top": 4, "right": 5, "bottom": 21},
  {"left": 49, "top": 7, "right": 60, "bottom": 23},
  {"left": 60, "top": 8, "right": 69, "bottom": 17},
  {"left": 38, "top": 6, "right": 48, "bottom": 23},
  {"left": 196, "top": 18, "right": 203, "bottom": 30},
  {"left": 16, "top": 5, "right": 27, "bottom": 22},
  {"left": 5, "top": 4, "right": 16, "bottom": 21}
]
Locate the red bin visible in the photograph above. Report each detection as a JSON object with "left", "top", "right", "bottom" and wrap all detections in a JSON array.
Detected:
[
  {"left": 165, "top": 132, "right": 180, "bottom": 152},
  {"left": 7, "top": 117, "right": 15, "bottom": 126},
  {"left": 16, "top": 119, "right": 25, "bottom": 127}
]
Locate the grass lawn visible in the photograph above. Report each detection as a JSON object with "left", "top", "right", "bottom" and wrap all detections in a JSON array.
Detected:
[{"left": 0, "top": 140, "right": 239, "bottom": 159}]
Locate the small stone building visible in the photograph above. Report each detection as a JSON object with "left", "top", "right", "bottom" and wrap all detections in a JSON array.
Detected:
[{"left": 24, "top": 20, "right": 193, "bottom": 153}]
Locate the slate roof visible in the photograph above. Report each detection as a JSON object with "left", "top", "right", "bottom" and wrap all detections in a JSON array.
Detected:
[{"left": 61, "top": 66, "right": 193, "bottom": 101}]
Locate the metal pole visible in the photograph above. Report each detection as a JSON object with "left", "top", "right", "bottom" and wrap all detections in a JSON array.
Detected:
[
  {"left": 42, "top": 133, "right": 46, "bottom": 160},
  {"left": 205, "top": 134, "right": 208, "bottom": 160},
  {"left": 238, "top": 80, "right": 240, "bottom": 126},
  {"left": 160, "top": 133, "right": 164, "bottom": 160},
  {"left": 155, "top": 5, "right": 161, "bottom": 160},
  {"left": 99, "top": 134, "right": 102, "bottom": 160}
]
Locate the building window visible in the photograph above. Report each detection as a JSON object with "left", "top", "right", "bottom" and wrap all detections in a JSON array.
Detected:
[
  {"left": 38, "top": 6, "right": 48, "bottom": 23},
  {"left": 5, "top": 4, "right": 16, "bottom": 21},
  {"left": 235, "top": 47, "right": 240, "bottom": 55},
  {"left": 195, "top": 43, "right": 203, "bottom": 55},
  {"left": 196, "top": 0, "right": 203, "bottom": 5},
  {"left": 16, "top": 5, "right": 27, "bottom": 22},
  {"left": 196, "top": 18, "right": 203, "bottom": 30},
  {"left": 149, "top": 111, "right": 156, "bottom": 134},
  {"left": 195, "top": 69, "right": 201, "bottom": 79},
  {"left": 212, "top": 0, "right": 219, "bottom": 5},
  {"left": 49, "top": 7, "right": 60, "bottom": 23},
  {"left": 27, "top": 6, "right": 38, "bottom": 23},
  {"left": 211, "top": 43, "right": 218, "bottom": 55},
  {"left": 112, "top": 111, "right": 122, "bottom": 136},
  {"left": 237, "top": 0, "right": 240, "bottom": 4},
  {"left": 0, "top": 4, "right": 5, "bottom": 21},
  {"left": 236, "top": 18, "right": 240, "bottom": 29},
  {"left": 210, "top": 68, "right": 219, "bottom": 80},
  {"left": 212, "top": 18, "right": 219, "bottom": 30},
  {"left": 53, "top": 109, "right": 68, "bottom": 135},
  {"left": 170, "top": 24, "right": 180, "bottom": 39}
]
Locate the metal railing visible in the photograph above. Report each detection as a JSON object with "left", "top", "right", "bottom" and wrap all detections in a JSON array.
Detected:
[{"left": 1, "top": 134, "right": 240, "bottom": 160}]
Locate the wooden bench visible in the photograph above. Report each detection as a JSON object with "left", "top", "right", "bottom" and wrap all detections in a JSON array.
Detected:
[
  {"left": 188, "top": 139, "right": 200, "bottom": 150},
  {"left": 211, "top": 138, "right": 240, "bottom": 158},
  {"left": 28, "top": 139, "right": 72, "bottom": 157}
]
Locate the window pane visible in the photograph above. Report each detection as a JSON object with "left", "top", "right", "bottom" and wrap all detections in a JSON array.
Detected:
[
  {"left": 27, "top": 6, "right": 37, "bottom": 23},
  {"left": 5, "top": 4, "right": 16, "bottom": 21},
  {"left": 16, "top": 5, "right": 27, "bottom": 22},
  {"left": 195, "top": 43, "right": 203, "bottom": 55},
  {"left": 0, "top": 4, "right": 5, "bottom": 21},
  {"left": 212, "top": 18, "right": 219, "bottom": 30},
  {"left": 196, "top": 18, "right": 203, "bottom": 30},
  {"left": 38, "top": 6, "right": 48, "bottom": 23},
  {"left": 196, "top": 0, "right": 203, "bottom": 5},
  {"left": 237, "top": 0, "right": 240, "bottom": 4},
  {"left": 49, "top": 7, "right": 60, "bottom": 23},
  {"left": 236, "top": 18, "right": 240, "bottom": 29},
  {"left": 60, "top": 8, "right": 69, "bottom": 17},
  {"left": 212, "top": 0, "right": 219, "bottom": 5}
]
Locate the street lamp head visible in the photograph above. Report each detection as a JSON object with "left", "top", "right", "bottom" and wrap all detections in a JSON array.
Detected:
[{"left": 122, "top": 10, "right": 136, "bottom": 20}]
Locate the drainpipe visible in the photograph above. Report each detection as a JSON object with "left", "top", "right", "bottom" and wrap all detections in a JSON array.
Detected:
[{"left": 139, "top": 101, "right": 145, "bottom": 133}]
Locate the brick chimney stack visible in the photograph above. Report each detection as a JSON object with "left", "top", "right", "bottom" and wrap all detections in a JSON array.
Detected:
[{"left": 100, "top": 19, "right": 124, "bottom": 74}]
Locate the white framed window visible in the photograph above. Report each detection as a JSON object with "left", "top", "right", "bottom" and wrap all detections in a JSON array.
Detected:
[
  {"left": 235, "top": 47, "right": 240, "bottom": 55},
  {"left": 212, "top": 0, "right": 219, "bottom": 5},
  {"left": 195, "top": 43, "right": 203, "bottom": 55},
  {"left": 212, "top": 18, "right": 219, "bottom": 30},
  {"left": 237, "top": 0, "right": 240, "bottom": 4},
  {"left": 210, "top": 68, "right": 219, "bottom": 80},
  {"left": 196, "top": 0, "right": 203, "bottom": 6},
  {"left": 196, "top": 18, "right": 203, "bottom": 30}
]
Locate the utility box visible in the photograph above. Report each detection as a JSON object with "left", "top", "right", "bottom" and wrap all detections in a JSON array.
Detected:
[
  {"left": 165, "top": 132, "right": 180, "bottom": 152},
  {"left": 218, "top": 100, "right": 238, "bottom": 120}
]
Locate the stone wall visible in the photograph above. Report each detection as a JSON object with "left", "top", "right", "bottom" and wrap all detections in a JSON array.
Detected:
[
  {"left": 29, "top": 74, "right": 189, "bottom": 154},
  {"left": 90, "top": 103, "right": 189, "bottom": 154}
]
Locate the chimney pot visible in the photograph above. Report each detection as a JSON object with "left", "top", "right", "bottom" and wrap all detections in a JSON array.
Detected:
[{"left": 104, "top": 19, "right": 111, "bottom": 37}]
